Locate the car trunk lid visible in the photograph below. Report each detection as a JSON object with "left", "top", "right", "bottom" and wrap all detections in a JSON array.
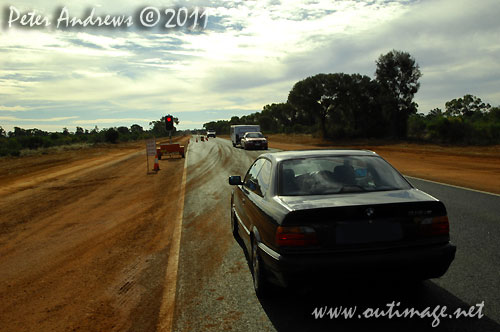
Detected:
[{"left": 277, "top": 190, "right": 448, "bottom": 250}]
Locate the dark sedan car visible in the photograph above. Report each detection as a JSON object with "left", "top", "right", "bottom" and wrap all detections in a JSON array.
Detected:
[
  {"left": 229, "top": 150, "right": 456, "bottom": 297},
  {"left": 240, "top": 132, "right": 268, "bottom": 150}
]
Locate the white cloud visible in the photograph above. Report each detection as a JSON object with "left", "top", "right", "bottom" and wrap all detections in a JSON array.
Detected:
[
  {"left": 0, "top": 116, "right": 78, "bottom": 122},
  {"left": 1, "top": 0, "right": 499, "bottom": 131},
  {"left": 72, "top": 118, "right": 152, "bottom": 124},
  {"left": 0, "top": 105, "right": 29, "bottom": 111}
]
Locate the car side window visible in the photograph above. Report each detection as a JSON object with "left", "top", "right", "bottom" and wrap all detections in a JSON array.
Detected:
[
  {"left": 256, "top": 160, "right": 272, "bottom": 196},
  {"left": 243, "top": 159, "right": 265, "bottom": 194}
]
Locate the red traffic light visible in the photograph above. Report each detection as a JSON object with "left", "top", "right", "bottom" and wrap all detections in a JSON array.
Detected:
[{"left": 165, "top": 115, "right": 174, "bottom": 131}]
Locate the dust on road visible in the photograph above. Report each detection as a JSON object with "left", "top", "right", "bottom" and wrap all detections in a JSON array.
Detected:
[{"left": 0, "top": 138, "right": 188, "bottom": 332}]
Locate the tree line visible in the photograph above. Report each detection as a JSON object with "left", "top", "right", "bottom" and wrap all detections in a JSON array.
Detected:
[
  {"left": 0, "top": 116, "right": 184, "bottom": 157},
  {"left": 204, "top": 50, "right": 499, "bottom": 144},
  {"left": 408, "top": 95, "right": 500, "bottom": 144}
]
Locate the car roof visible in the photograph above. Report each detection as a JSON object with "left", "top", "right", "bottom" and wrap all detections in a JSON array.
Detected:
[{"left": 259, "top": 149, "right": 379, "bottom": 163}]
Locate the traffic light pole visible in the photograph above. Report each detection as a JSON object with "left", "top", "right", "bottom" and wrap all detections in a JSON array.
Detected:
[{"left": 169, "top": 130, "right": 172, "bottom": 144}]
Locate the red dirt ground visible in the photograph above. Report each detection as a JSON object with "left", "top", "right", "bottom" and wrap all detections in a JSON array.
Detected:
[{"left": 0, "top": 137, "right": 188, "bottom": 332}]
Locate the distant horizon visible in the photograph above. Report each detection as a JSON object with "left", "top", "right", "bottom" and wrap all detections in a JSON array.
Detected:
[{"left": 1, "top": 0, "right": 499, "bottom": 133}]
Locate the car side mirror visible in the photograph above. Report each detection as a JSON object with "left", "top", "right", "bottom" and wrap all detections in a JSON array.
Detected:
[{"left": 228, "top": 176, "right": 242, "bottom": 185}]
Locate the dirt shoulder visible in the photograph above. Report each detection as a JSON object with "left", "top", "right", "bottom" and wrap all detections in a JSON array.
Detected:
[
  {"left": 0, "top": 137, "right": 188, "bottom": 332},
  {"left": 264, "top": 134, "right": 500, "bottom": 195}
]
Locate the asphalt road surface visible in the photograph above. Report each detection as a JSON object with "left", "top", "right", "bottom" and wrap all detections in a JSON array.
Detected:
[{"left": 173, "top": 137, "right": 500, "bottom": 332}]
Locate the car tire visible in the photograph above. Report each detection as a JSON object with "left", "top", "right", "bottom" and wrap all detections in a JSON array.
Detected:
[
  {"left": 232, "top": 142, "right": 236, "bottom": 147},
  {"left": 252, "top": 237, "right": 270, "bottom": 298}
]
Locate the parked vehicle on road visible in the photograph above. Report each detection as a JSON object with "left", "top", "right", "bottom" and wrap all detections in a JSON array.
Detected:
[
  {"left": 240, "top": 132, "right": 268, "bottom": 150},
  {"left": 207, "top": 130, "right": 216, "bottom": 138},
  {"left": 229, "top": 150, "right": 456, "bottom": 297},
  {"left": 230, "top": 125, "right": 260, "bottom": 147}
]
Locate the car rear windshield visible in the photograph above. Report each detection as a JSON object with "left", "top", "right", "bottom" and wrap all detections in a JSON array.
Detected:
[
  {"left": 246, "top": 132, "right": 263, "bottom": 138},
  {"left": 279, "top": 156, "right": 411, "bottom": 196}
]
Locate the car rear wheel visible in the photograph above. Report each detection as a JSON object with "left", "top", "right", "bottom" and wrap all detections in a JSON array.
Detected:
[{"left": 252, "top": 237, "right": 270, "bottom": 298}]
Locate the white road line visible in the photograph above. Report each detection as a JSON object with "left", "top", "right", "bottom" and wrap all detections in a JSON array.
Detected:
[
  {"left": 405, "top": 175, "right": 500, "bottom": 197},
  {"left": 157, "top": 143, "right": 189, "bottom": 332}
]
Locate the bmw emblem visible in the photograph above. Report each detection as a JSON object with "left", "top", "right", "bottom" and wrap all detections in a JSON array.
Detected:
[{"left": 365, "top": 208, "right": 375, "bottom": 217}]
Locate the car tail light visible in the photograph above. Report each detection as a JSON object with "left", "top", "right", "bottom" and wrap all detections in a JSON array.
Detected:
[
  {"left": 419, "top": 216, "right": 449, "bottom": 236},
  {"left": 275, "top": 226, "right": 318, "bottom": 247}
]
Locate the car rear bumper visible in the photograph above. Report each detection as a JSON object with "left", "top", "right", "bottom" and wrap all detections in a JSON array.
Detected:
[
  {"left": 258, "top": 242, "right": 456, "bottom": 287},
  {"left": 245, "top": 143, "right": 268, "bottom": 150}
]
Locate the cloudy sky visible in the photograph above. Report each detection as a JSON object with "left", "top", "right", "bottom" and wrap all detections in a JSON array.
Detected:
[{"left": 1, "top": 0, "right": 499, "bottom": 133}]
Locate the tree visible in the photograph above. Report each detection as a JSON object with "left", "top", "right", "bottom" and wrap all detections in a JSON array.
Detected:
[
  {"left": 487, "top": 107, "right": 500, "bottom": 122},
  {"left": 444, "top": 94, "right": 491, "bottom": 117},
  {"left": 8, "top": 127, "right": 27, "bottom": 137},
  {"left": 261, "top": 103, "right": 296, "bottom": 133},
  {"left": 288, "top": 74, "right": 333, "bottom": 138},
  {"left": 203, "top": 120, "right": 230, "bottom": 135},
  {"left": 0, "top": 126, "right": 6, "bottom": 137},
  {"left": 426, "top": 108, "right": 443, "bottom": 119},
  {"left": 375, "top": 50, "right": 422, "bottom": 138},
  {"left": 117, "top": 126, "right": 129, "bottom": 135},
  {"left": 104, "top": 128, "right": 119, "bottom": 143},
  {"left": 288, "top": 73, "right": 383, "bottom": 138},
  {"left": 62, "top": 127, "right": 70, "bottom": 136},
  {"left": 407, "top": 113, "right": 427, "bottom": 140},
  {"left": 130, "top": 124, "right": 144, "bottom": 133},
  {"left": 229, "top": 116, "right": 240, "bottom": 125},
  {"left": 326, "top": 73, "right": 383, "bottom": 138},
  {"left": 75, "top": 127, "right": 84, "bottom": 135}
]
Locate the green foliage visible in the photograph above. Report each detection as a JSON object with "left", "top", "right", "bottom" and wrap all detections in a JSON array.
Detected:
[
  {"left": 261, "top": 103, "right": 296, "bottom": 133},
  {"left": 104, "top": 128, "right": 119, "bottom": 143},
  {"left": 130, "top": 124, "right": 144, "bottom": 133},
  {"left": 75, "top": 127, "right": 84, "bottom": 135},
  {"left": 407, "top": 96, "right": 499, "bottom": 144},
  {"left": 0, "top": 137, "right": 22, "bottom": 156},
  {"left": 287, "top": 74, "right": 331, "bottom": 137},
  {"left": 203, "top": 120, "right": 230, "bottom": 134},
  {"left": 375, "top": 50, "right": 422, "bottom": 138},
  {"left": 202, "top": 103, "right": 300, "bottom": 135},
  {"left": 0, "top": 120, "right": 165, "bottom": 157},
  {"left": 444, "top": 94, "right": 491, "bottom": 117},
  {"left": 407, "top": 113, "right": 427, "bottom": 140}
]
